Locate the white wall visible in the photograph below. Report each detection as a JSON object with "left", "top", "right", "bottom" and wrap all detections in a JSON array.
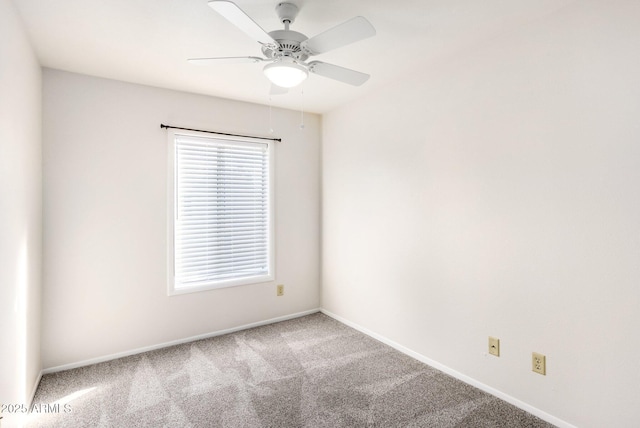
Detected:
[
  {"left": 42, "top": 69, "right": 321, "bottom": 369},
  {"left": 322, "top": 1, "right": 640, "bottom": 427},
  {"left": 0, "top": 0, "right": 42, "bottom": 425}
]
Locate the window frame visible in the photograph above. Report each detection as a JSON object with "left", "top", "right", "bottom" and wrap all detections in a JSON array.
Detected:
[{"left": 167, "top": 128, "right": 275, "bottom": 296}]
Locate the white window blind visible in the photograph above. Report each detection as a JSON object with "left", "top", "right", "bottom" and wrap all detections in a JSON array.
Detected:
[{"left": 170, "top": 132, "right": 273, "bottom": 294}]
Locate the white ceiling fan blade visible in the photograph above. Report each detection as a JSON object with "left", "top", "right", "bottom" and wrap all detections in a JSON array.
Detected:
[
  {"left": 208, "top": 1, "right": 277, "bottom": 47},
  {"left": 301, "top": 16, "right": 375, "bottom": 55},
  {"left": 269, "top": 84, "right": 288, "bottom": 96},
  {"left": 308, "top": 61, "right": 370, "bottom": 86},
  {"left": 188, "top": 56, "right": 264, "bottom": 65}
]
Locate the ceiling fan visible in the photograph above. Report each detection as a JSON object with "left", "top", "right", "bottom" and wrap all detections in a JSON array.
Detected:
[{"left": 189, "top": 0, "right": 376, "bottom": 92}]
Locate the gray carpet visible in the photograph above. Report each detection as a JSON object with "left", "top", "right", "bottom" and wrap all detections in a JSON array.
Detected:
[{"left": 27, "top": 313, "right": 555, "bottom": 427}]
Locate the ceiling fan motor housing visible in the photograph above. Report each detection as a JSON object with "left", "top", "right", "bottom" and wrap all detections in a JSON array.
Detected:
[{"left": 263, "top": 30, "right": 309, "bottom": 61}]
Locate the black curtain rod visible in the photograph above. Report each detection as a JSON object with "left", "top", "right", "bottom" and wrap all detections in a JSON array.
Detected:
[{"left": 160, "top": 124, "right": 281, "bottom": 142}]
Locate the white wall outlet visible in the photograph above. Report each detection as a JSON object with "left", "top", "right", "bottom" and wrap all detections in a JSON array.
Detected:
[{"left": 277, "top": 284, "right": 284, "bottom": 296}]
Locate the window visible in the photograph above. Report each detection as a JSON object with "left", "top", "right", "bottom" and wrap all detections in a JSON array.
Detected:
[{"left": 168, "top": 129, "right": 274, "bottom": 295}]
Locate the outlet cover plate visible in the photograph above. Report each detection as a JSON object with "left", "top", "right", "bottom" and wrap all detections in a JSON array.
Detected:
[
  {"left": 532, "top": 352, "right": 546, "bottom": 375},
  {"left": 488, "top": 337, "right": 500, "bottom": 357}
]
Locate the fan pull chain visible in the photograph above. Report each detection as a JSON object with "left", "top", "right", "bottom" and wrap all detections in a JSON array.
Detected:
[
  {"left": 300, "top": 88, "right": 305, "bottom": 130},
  {"left": 268, "top": 96, "right": 274, "bottom": 134}
]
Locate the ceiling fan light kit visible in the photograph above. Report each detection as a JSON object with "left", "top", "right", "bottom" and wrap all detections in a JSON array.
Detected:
[
  {"left": 263, "top": 58, "right": 309, "bottom": 88},
  {"left": 190, "top": 0, "right": 376, "bottom": 90}
]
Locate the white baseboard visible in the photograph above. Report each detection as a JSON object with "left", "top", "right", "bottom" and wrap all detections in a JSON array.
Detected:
[
  {"left": 43, "top": 308, "right": 320, "bottom": 374},
  {"left": 320, "top": 309, "right": 575, "bottom": 428},
  {"left": 28, "top": 370, "right": 43, "bottom": 406}
]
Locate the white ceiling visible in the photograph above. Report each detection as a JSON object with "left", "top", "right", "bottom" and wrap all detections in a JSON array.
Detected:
[{"left": 14, "top": 0, "right": 575, "bottom": 113}]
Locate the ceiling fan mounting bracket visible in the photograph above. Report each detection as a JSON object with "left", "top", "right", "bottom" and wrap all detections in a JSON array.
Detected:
[{"left": 275, "top": 2, "right": 299, "bottom": 25}]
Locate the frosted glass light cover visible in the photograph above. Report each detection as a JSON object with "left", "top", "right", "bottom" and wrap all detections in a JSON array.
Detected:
[{"left": 263, "top": 61, "right": 308, "bottom": 88}]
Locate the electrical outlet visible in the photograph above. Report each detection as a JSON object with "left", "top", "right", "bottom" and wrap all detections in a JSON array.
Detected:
[
  {"left": 276, "top": 284, "right": 284, "bottom": 296},
  {"left": 532, "top": 352, "right": 546, "bottom": 375},
  {"left": 488, "top": 337, "right": 500, "bottom": 357}
]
